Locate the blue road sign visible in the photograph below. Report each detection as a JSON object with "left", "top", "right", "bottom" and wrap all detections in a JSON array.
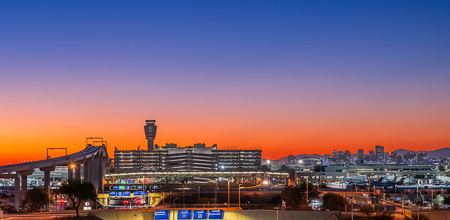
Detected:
[
  {"left": 193, "top": 210, "right": 207, "bottom": 219},
  {"left": 208, "top": 210, "right": 223, "bottom": 220},
  {"left": 177, "top": 210, "right": 192, "bottom": 220},
  {"left": 154, "top": 210, "right": 170, "bottom": 220}
]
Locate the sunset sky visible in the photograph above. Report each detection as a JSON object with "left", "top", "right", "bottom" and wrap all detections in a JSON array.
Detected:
[{"left": 1, "top": 1, "right": 450, "bottom": 164}]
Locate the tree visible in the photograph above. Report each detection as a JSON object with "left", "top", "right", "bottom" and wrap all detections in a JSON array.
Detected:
[
  {"left": 434, "top": 195, "right": 444, "bottom": 206},
  {"left": 57, "top": 179, "right": 97, "bottom": 217},
  {"left": 443, "top": 196, "right": 450, "bottom": 206},
  {"left": 22, "top": 188, "right": 49, "bottom": 212},
  {"left": 360, "top": 204, "right": 375, "bottom": 217},
  {"left": 322, "top": 193, "right": 348, "bottom": 211},
  {"left": 413, "top": 196, "right": 424, "bottom": 206},
  {"left": 281, "top": 182, "right": 319, "bottom": 208}
]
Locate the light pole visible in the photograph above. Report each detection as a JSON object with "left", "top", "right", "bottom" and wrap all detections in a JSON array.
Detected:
[
  {"left": 401, "top": 191, "right": 404, "bottom": 215},
  {"left": 227, "top": 180, "right": 230, "bottom": 208},
  {"left": 183, "top": 187, "right": 186, "bottom": 208},
  {"left": 306, "top": 178, "right": 309, "bottom": 206},
  {"left": 238, "top": 184, "right": 242, "bottom": 209},
  {"left": 417, "top": 182, "right": 419, "bottom": 220},
  {"left": 431, "top": 189, "right": 433, "bottom": 210},
  {"left": 214, "top": 180, "right": 217, "bottom": 208}
]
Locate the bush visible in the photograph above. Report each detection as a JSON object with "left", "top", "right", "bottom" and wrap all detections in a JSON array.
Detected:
[
  {"left": 322, "top": 193, "right": 348, "bottom": 211},
  {"left": 375, "top": 210, "right": 394, "bottom": 220},
  {"left": 21, "top": 188, "right": 49, "bottom": 213},
  {"left": 360, "top": 204, "right": 375, "bottom": 217}
]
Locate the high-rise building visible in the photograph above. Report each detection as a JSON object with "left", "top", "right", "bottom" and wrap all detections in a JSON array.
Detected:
[
  {"left": 344, "top": 150, "right": 351, "bottom": 161},
  {"left": 389, "top": 152, "right": 397, "bottom": 163},
  {"left": 375, "top": 145, "right": 384, "bottom": 162},
  {"left": 404, "top": 151, "right": 416, "bottom": 164},
  {"left": 323, "top": 154, "right": 331, "bottom": 165},
  {"left": 332, "top": 150, "right": 338, "bottom": 159},
  {"left": 369, "top": 150, "right": 375, "bottom": 161},
  {"left": 337, "top": 151, "right": 344, "bottom": 161},
  {"left": 357, "top": 149, "right": 364, "bottom": 161},
  {"left": 417, "top": 153, "right": 428, "bottom": 164}
]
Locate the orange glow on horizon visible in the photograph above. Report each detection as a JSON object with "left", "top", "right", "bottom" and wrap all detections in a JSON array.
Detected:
[{"left": 0, "top": 118, "right": 449, "bottom": 165}]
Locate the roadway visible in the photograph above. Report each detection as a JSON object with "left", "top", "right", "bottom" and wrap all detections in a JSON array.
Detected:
[{"left": 2, "top": 210, "right": 88, "bottom": 219}]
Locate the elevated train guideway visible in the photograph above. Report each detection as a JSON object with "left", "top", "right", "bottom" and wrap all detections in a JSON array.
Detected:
[{"left": 0, "top": 145, "right": 110, "bottom": 212}]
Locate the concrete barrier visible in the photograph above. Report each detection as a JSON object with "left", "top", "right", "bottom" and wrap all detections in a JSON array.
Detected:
[{"left": 89, "top": 209, "right": 339, "bottom": 220}]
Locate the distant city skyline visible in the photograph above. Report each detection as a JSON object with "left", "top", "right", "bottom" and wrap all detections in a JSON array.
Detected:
[{"left": 1, "top": 1, "right": 450, "bottom": 163}]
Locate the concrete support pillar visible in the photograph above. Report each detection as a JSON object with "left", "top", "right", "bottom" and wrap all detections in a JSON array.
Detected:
[
  {"left": 90, "top": 157, "right": 98, "bottom": 188},
  {"left": 68, "top": 165, "right": 74, "bottom": 180},
  {"left": 89, "top": 158, "right": 98, "bottom": 189},
  {"left": 18, "top": 170, "right": 33, "bottom": 201},
  {"left": 21, "top": 174, "right": 28, "bottom": 200},
  {"left": 98, "top": 156, "right": 104, "bottom": 191},
  {"left": 44, "top": 171, "right": 50, "bottom": 211},
  {"left": 14, "top": 177, "right": 20, "bottom": 212},
  {"left": 40, "top": 167, "right": 55, "bottom": 212},
  {"left": 83, "top": 161, "right": 90, "bottom": 183},
  {"left": 44, "top": 171, "right": 50, "bottom": 190},
  {"left": 75, "top": 164, "right": 81, "bottom": 180}
]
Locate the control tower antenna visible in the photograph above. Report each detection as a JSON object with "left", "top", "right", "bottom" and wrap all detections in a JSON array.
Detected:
[{"left": 144, "top": 120, "right": 157, "bottom": 151}]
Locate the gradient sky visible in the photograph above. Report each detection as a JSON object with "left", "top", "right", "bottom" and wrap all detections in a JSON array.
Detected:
[{"left": 1, "top": 1, "right": 450, "bottom": 164}]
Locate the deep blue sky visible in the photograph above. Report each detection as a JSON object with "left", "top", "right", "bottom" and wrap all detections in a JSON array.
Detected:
[{"left": 1, "top": 1, "right": 450, "bottom": 160}]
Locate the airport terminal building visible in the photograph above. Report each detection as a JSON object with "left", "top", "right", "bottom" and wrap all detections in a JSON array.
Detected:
[
  {"left": 113, "top": 143, "right": 262, "bottom": 172},
  {"left": 112, "top": 120, "right": 262, "bottom": 173}
]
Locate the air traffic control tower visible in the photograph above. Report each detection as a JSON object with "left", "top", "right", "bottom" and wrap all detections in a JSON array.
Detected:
[{"left": 144, "top": 120, "right": 157, "bottom": 151}]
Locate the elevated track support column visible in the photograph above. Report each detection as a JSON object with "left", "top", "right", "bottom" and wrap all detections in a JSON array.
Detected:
[
  {"left": 96, "top": 152, "right": 104, "bottom": 191},
  {"left": 90, "top": 154, "right": 100, "bottom": 190},
  {"left": 18, "top": 170, "right": 33, "bottom": 201},
  {"left": 14, "top": 176, "right": 20, "bottom": 212},
  {"left": 68, "top": 165, "right": 74, "bottom": 180},
  {"left": 83, "top": 160, "right": 90, "bottom": 183},
  {"left": 40, "top": 166, "right": 55, "bottom": 211},
  {"left": 75, "top": 164, "right": 81, "bottom": 180}
]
